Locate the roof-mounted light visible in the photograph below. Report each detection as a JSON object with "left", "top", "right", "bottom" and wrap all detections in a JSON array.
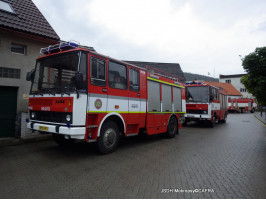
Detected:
[
  {"left": 185, "top": 80, "right": 204, "bottom": 85},
  {"left": 194, "top": 81, "right": 204, "bottom": 85},
  {"left": 40, "top": 40, "right": 80, "bottom": 55}
]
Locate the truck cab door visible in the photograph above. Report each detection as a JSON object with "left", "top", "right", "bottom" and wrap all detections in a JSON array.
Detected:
[
  {"left": 128, "top": 68, "right": 141, "bottom": 124},
  {"left": 127, "top": 68, "right": 146, "bottom": 133},
  {"left": 87, "top": 56, "right": 108, "bottom": 114}
]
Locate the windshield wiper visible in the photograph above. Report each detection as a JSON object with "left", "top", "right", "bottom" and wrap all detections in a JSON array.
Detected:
[
  {"left": 187, "top": 99, "right": 205, "bottom": 103},
  {"left": 48, "top": 89, "right": 56, "bottom": 96},
  {"left": 37, "top": 90, "right": 43, "bottom": 96},
  {"left": 60, "top": 87, "right": 71, "bottom": 97},
  {"left": 40, "top": 88, "right": 55, "bottom": 96},
  {"left": 46, "top": 89, "right": 56, "bottom": 96},
  {"left": 45, "top": 89, "right": 56, "bottom": 96}
]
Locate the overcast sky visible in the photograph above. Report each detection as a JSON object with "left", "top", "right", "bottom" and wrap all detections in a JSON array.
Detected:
[{"left": 32, "top": 0, "right": 266, "bottom": 78}]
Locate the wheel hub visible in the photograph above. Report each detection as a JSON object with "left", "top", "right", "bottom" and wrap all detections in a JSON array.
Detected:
[{"left": 103, "top": 128, "right": 116, "bottom": 148}]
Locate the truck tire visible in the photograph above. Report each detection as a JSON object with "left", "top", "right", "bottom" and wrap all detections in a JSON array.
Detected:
[
  {"left": 97, "top": 120, "right": 119, "bottom": 154},
  {"left": 210, "top": 115, "right": 216, "bottom": 128},
  {"left": 167, "top": 116, "right": 178, "bottom": 138},
  {"left": 183, "top": 119, "right": 188, "bottom": 126},
  {"left": 52, "top": 133, "right": 74, "bottom": 146},
  {"left": 220, "top": 113, "right": 227, "bottom": 123}
]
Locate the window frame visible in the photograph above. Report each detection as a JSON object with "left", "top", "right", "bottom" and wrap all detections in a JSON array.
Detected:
[
  {"left": 129, "top": 68, "right": 140, "bottom": 92},
  {"left": 240, "top": 88, "right": 246, "bottom": 92},
  {"left": 0, "top": 0, "right": 15, "bottom": 14},
  {"left": 0, "top": 67, "right": 20, "bottom": 79},
  {"left": 90, "top": 57, "right": 106, "bottom": 87},
  {"left": 108, "top": 61, "right": 127, "bottom": 90},
  {"left": 11, "top": 43, "right": 26, "bottom": 55}
]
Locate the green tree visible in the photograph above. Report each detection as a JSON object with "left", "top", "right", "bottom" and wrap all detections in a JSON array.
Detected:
[{"left": 241, "top": 47, "right": 266, "bottom": 106}]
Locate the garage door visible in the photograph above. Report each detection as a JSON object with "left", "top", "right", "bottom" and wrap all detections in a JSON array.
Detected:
[{"left": 0, "top": 87, "right": 17, "bottom": 138}]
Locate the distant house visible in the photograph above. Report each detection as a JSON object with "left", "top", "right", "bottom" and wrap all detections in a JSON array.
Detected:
[
  {"left": 219, "top": 74, "right": 253, "bottom": 98},
  {"left": 0, "top": 0, "right": 60, "bottom": 138},
  {"left": 125, "top": 61, "right": 185, "bottom": 83},
  {"left": 204, "top": 81, "right": 243, "bottom": 101}
]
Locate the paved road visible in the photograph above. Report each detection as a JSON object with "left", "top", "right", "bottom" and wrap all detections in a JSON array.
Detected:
[{"left": 0, "top": 113, "right": 265, "bottom": 198}]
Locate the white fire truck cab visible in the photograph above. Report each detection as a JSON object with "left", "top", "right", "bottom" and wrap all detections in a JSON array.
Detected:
[
  {"left": 26, "top": 41, "right": 186, "bottom": 154},
  {"left": 185, "top": 81, "right": 228, "bottom": 127}
]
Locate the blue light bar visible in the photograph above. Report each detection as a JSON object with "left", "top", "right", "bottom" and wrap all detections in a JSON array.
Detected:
[
  {"left": 40, "top": 41, "right": 80, "bottom": 55},
  {"left": 185, "top": 81, "right": 204, "bottom": 85}
]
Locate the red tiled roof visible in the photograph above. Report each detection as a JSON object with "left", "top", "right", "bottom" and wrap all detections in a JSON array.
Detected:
[{"left": 204, "top": 81, "right": 242, "bottom": 96}]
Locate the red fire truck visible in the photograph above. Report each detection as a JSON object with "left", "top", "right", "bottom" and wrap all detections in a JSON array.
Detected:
[
  {"left": 228, "top": 98, "right": 256, "bottom": 113},
  {"left": 26, "top": 41, "right": 186, "bottom": 154},
  {"left": 184, "top": 81, "right": 228, "bottom": 127}
]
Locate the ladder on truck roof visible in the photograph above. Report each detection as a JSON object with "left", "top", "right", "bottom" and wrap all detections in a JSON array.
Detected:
[{"left": 146, "top": 66, "right": 185, "bottom": 85}]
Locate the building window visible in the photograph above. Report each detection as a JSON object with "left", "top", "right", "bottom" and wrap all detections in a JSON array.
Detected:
[
  {"left": 11, "top": 43, "right": 26, "bottom": 55},
  {"left": 240, "top": 88, "right": 247, "bottom": 92},
  {"left": 225, "top": 79, "right": 231, "bottom": 83},
  {"left": 0, "top": 67, "right": 20, "bottom": 79},
  {"left": 0, "top": 0, "right": 15, "bottom": 13}
]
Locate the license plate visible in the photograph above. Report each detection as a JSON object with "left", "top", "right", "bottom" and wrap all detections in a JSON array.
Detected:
[{"left": 39, "top": 126, "right": 49, "bottom": 131}]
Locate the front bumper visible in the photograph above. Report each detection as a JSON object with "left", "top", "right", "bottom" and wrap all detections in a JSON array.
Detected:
[
  {"left": 27, "top": 122, "right": 86, "bottom": 139},
  {"left": 185, "top": 114, "right": 211, "bottom": 121}
]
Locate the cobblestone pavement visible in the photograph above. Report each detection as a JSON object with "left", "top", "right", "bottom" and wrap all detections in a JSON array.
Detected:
[{"left": 0, "top": 113, "right": 265, "bottom": 198}]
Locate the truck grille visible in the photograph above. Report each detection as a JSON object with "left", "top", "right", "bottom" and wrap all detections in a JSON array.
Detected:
[
  {"left": 186, "top": 110, "right": 208, "bottom": 114},
  {"left": 29, "top": 111, "right": 72, "bottom": 124}
]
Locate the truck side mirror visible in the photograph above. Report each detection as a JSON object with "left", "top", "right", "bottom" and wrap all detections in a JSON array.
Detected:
[
  {"left": 76, "top": 72, "right": 83, "bottom": 89},
  {"left": 26, "top": 71, "right": 33, "bottom": 82}
]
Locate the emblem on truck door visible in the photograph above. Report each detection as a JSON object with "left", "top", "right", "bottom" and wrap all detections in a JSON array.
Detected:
[{"left": 94, "top": 99, "right": 102, "bottom": 109}]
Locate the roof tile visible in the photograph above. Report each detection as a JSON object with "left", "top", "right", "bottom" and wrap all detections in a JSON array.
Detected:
[
  {"left": 0, "top": 0, "right": 59, "bottom": 41},
  {"left": 204, "top": 81, "right": 242, "bottom": 96}
]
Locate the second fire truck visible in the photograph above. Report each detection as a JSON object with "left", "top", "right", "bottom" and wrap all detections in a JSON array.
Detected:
[
  {"left": 26, "top": 41, "right": 186, "bottom": 154},
  {"left": 185, "top": 81, "right": 228, "bottom": 127},
  {"left": 228, "top": 98, "right": 256, "bottom": 113}
]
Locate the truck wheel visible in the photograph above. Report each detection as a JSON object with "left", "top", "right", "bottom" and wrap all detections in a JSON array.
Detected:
[
  {"left": 183, "top": 119, "right": 187, "bottom": 126},
  {"left": 210, "top": 115, "right": 216, "bottom": 128},
  {"left": 52, "top": 134, "right": 74, "bottom": 146},
  {"left": 97, "top": 121, "right": 119, "bottom": 154},
  {"left": 167, "top": 116, "right": 178, "bottom": 138},
  {"left": 221, "top": 114, "right": 227, "bottom": 123}
]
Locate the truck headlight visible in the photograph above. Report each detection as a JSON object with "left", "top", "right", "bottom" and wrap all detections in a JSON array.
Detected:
[
  {"left": 66, "top": 114, "right": 71, "bottom": 122},
  {"left": 31, "top": 112, "right": 36, "bottom": 119},
  {"left": 203, "top": 111, "right": 207, "bottom": 114}
]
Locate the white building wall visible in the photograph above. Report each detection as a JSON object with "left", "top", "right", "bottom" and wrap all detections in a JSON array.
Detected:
[
  {"left": 0, "top": 31, "right": 54, "bottom": 112},
  {"left": 219, "top": 76, "right": 254, "bottom": 98}
]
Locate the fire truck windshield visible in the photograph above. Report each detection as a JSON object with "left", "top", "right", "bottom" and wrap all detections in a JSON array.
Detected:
[
  {"left": 30, "top": 52, "right": 86, "bottom": 95},
  {"left": 186, "top": 86, "right": 209, "bottom": 103}
]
